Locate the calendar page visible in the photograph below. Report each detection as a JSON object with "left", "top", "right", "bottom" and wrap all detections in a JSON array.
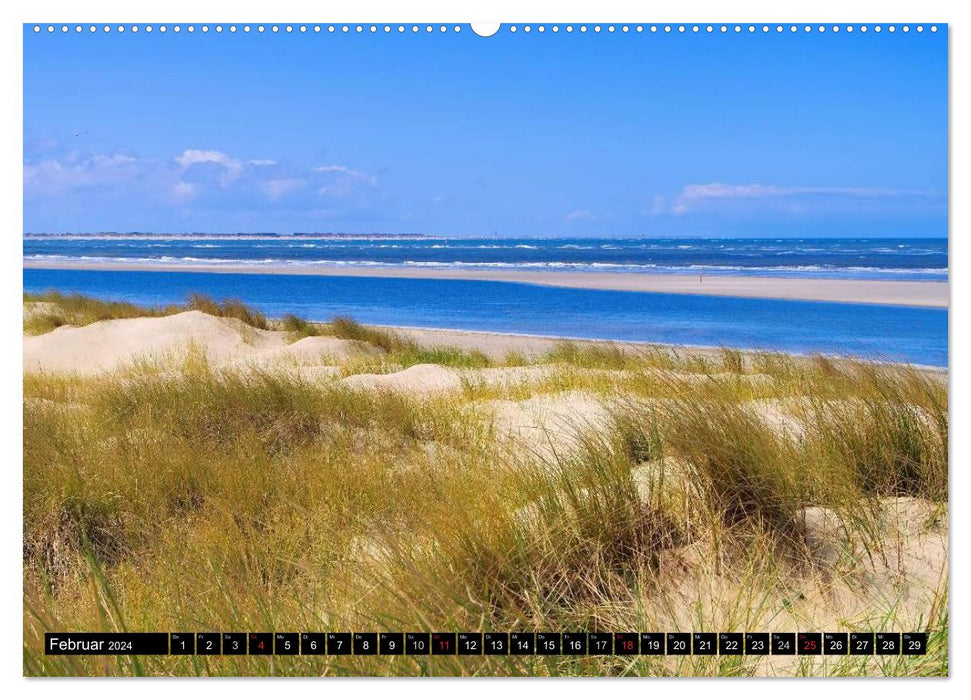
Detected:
[{"left": 20, "top": 11, "right": 949, "bottom": 681}]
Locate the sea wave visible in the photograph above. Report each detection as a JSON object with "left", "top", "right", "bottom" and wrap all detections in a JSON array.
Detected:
[{"left": 22, "top": 254, "right": 949, "bottom": 278}]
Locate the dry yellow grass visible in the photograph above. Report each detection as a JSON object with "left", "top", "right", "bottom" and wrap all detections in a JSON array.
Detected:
[{"left": 22, "top": 296, "right": 948, "bottom": 677}]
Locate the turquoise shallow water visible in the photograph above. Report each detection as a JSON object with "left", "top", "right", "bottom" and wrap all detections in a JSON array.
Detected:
[{"left": 23, "top": 268, "right": 948, "bottom": 367}]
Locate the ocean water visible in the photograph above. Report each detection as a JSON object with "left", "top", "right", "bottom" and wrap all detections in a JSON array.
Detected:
[
  {"left": 23, "top": 268, "right": 949, "bottom": 367},
  {"left": 23, "top": 235, "right": 948, "bottom": 281}
]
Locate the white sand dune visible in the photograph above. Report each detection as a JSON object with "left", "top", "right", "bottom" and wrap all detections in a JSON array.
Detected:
[
  {"left": 340, "top": 364, "right": 464, "bottom": 396},
  {"left": 747, "top": 399, "right": 809, "bottom": 440},
  {"left": 23, "top": 311, "right": 278, "bottom": 374},
  {"left": 22, "top": 311, "right": 377, "bottom": 375},
  {"left": 22, "top": 306, "right": 948, "bottom": 671},
  {"left": 479, "top": 390, "right": 614, "bottom": 460},
  {"left": 394, "top": 327, "right": 566, "bottom": 360},
  {"left": 234, "top": 335, "right": 379, "bottom": 372},
  {"left": 338, "top": 365, "right": 561, "bottom": 397},
  {"left": 277, "top": 335, "right": 376, "bottom": 362}
]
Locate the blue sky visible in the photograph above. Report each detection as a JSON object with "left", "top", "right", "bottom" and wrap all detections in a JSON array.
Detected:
[{"left": 24, "top": 25, "right": 948, "bottom": 237}]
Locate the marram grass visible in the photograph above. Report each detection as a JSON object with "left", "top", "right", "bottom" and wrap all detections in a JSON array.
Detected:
[{"left": 22, "top": 297, "right": 948, "bottom": 677}]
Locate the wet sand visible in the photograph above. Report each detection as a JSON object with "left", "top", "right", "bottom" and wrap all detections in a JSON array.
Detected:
[{"left": 23, "top": 260, "right": 949, "bottom": 308}]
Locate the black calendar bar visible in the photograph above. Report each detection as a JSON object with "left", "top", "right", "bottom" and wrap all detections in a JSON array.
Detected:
[
  {"left": 45, "top": 633, "right": 170, "bottom": 655},
  {"left": 44, "top": 631, "right": 930, "bottom": 656}
]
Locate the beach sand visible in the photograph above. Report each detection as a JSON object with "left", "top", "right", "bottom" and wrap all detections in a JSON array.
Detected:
[{"left": 23, "top": 260, "right": 949, "bottom": 307}]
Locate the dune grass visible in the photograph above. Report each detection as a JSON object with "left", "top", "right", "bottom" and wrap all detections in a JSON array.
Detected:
[
  {"left": 24, "top": 292, "right": 495, "bottom": 373},
  {"left": 22, "top": 327, "right": 948, "bottom": 677},
  {"left": 21, "top": 293, "right": 948, "bottom": 676},
  {"left": 23, "top": 291, "right": 271, "bottom": 334},
  {"left": 23, "top": 290, "right": 172, "bottom": 335},
  {"left": 326, "top": 316, "right": 492, "bottom": 371},
  {"left": 280, "top": 313, "right": 322, "bottom": 339},
  {"left": 185, "top": 293, "right": 270, "bottom": 329}
]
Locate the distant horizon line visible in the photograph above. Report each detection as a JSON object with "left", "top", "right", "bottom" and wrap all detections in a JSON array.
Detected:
[{"left": 22, "top": 232, "right": 949, "bottom": 241}]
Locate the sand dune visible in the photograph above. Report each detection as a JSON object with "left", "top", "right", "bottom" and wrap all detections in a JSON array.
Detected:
[
  {"left": 236, "top": 335, "right": 379, "bottom": 372},
  {"left": 341, "top": 364, "right": 464, "bottom": 395},
  {"left": 23, "top": 304, "right": 948, "bottom": 677},
  {"left": 274, "top": 335, "right": 377, "bottom": 362},
  {"left": 21, "top": 309, "right": 662, "bottom": 376},
  {"left": 479, "top": 390, "right": 614, "bottom": 460},
  {"left": 23, "top": 311, "right": 276, "bottom": 374},
  {"left": 22, "top": 311, "right": 377, "bottom": 375},
  {"left": 395, "top": 327, "right": 567, "bottom": 360}
]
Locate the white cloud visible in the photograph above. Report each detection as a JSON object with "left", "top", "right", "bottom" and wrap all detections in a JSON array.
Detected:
[
  {"left": 24, "top": 151, "right": 145, "bottom": 196},
  {"left": 175, "top": 149, "right": 236, "bottom": 168},
  {"left": 89, "top": 154, "right": 138, "bottom": 168},
  {"left": 25, "top": 147, "right": 388, "bottom": 219},
  {"left": 261, "top": 178, "right": 305, "bottom": 201},
  {"left": 314, "top": 164, "right": 377, "bottom": 184},
  {"left": 174, "top": 149, "right": 243, "bottom": 185},
  {"left": 171, "top": 181, "right": 197, "bottom": 201},
  {"left": 313, "top": 164, "right": 380, "bottom": 200},
  {"left": 565, "top": 208, "right": 596, "bottom": 222},
  {"left": 669, "top": 182, "right": 937, "bottom": 214}
]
